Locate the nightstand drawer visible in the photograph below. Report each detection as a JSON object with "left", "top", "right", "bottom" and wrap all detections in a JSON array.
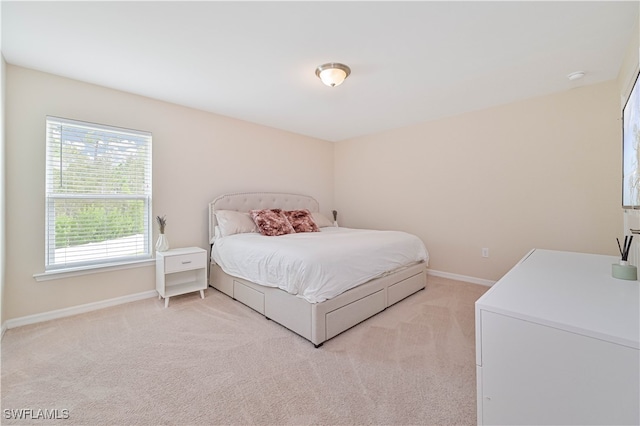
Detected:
[{"left": 164, "top": 252, "right": 206, "bottom": 273}]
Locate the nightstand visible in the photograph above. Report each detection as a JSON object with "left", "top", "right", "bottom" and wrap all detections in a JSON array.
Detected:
[{"left": 155, "top": 247, "right": 207, "bottom": 307}]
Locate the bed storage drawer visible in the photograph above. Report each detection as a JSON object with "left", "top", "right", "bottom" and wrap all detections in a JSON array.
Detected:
[
  {"left": 388, "top": 270, "right": 425, "bottom": 306},
  {"left": 325, "top": 289, "right": 385, "bottom": 340},
  {"left": 233, "top": 280, "right": 265, "bottom": 314}
]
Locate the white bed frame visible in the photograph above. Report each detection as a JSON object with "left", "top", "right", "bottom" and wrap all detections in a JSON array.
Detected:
[{"left": 208, "top": 192, "right": 427, "bottom": 347}]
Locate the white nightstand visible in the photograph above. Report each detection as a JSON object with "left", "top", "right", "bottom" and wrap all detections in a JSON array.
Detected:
[{"left": 155, "top": 247, "right": 207, "bottom": 307}]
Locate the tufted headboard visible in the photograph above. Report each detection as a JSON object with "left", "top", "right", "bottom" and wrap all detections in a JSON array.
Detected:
[{"left": 209, "top": 192, "right": 320, "bottom": 243}]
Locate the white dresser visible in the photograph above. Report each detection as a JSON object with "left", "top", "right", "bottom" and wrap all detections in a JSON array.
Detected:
[{"left": 475, "top": 249, "right": 639, "bottom": 425}]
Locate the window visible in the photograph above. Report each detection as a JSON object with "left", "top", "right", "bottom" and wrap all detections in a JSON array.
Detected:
[{"left": 45, "top": 117, "right": 152, "bottom": 270}]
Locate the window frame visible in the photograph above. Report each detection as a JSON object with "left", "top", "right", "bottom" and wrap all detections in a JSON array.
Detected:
[{"left": 43, "top": 116, "right": 153, "bottom": 272}]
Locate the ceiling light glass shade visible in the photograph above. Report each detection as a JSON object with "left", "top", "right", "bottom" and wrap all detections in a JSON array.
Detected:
[{"left": 315, "top": 63, "right": 351, "bottom": 87}]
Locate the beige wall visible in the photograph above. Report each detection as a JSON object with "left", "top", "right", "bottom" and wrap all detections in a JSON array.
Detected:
[
  {"left": 335, "top": 80, "right": 622, "bottom": 281},
  {"left": 1, "top": 55, "right": 5, "bottom": 325},
  {"left": 4, "top": 65, "right": 334, "bottom": 320},
  {"left": 618, "top": 10, "right": 639, "bottom": 105}
]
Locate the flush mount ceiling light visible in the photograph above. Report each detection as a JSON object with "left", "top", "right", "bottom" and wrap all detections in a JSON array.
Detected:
[
  {"left": 315, "top": 63, "right": 351, "bottom": 87},
  {"left": 567, "top": 71, "right": 586, "bottom": 81}
]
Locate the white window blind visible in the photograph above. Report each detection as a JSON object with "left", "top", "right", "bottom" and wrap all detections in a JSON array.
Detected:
[{"left": 45, "top": 116, "right": 152, "bottom": 270}]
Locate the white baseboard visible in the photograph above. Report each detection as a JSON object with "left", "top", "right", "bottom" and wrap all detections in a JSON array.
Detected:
[
  {"left": 427, "top": 269, "right": 495, "bottom": 287},
  {"left": 2, "top": 271, "right": 491, "bottom": 335},
  {"left": 1, "top": 322, "right": 7, "bottom": 339},
  {"left": 3, "top": 290, "right": 158, "bottom": 332}
]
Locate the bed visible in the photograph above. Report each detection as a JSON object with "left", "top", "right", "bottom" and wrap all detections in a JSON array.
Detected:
[{"left": 208, "top": 192, "right": 429, "bottom": 347}]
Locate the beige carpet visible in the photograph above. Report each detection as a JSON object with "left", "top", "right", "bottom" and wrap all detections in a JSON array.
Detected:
[{"left": 1, "top": 276, "right": 488, "bottom": 425}]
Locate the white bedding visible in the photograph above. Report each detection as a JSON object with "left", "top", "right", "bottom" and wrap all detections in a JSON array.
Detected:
[{"left": 211, "top": 227, "right": 429, "bottom": 303}]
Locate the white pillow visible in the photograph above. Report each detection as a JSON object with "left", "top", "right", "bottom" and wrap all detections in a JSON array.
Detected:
[
  {"left": 215, "top": 210, "right": 258, "bottom": 237},
  {"left": 311, "top": 212, "right": 334, "bottom": 228}
]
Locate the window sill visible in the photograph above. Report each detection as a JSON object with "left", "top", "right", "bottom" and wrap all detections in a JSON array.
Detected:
[{"left": 33, "top": 258, "right": 155, "bottom": 282}]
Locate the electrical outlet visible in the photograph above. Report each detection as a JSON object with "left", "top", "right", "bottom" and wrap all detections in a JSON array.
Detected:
[{"left": 482, "top": 248, "right": 489, "bottom": 258}]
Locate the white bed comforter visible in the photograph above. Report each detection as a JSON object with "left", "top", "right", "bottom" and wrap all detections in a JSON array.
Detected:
[{"left": 211, "top": 227, "right": 429, "bottom": 303}]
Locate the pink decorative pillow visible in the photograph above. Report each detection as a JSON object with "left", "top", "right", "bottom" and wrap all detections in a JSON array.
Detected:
[
  {"left": 249, "top": 209, "right": 295, "bottom": 236},
  {"left": 284, "top": 209, "right": 319, "bottom": 233}
]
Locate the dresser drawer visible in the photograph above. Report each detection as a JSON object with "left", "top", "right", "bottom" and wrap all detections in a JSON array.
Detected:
[{"left": 164, "top": 251, "right": 206, "bottom": 273}]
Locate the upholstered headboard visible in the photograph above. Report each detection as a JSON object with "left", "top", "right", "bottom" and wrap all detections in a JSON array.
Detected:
[{"left": 208, "top": 192, "right": 320, "bottom": 243}]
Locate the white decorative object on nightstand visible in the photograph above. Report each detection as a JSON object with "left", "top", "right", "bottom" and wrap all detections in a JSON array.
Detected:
[{"left": 156, "top": 247, "right": 207, "bottom": 307}]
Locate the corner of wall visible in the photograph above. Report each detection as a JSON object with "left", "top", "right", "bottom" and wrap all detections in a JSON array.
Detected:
[{"left": 1, "top": 50, "right": 6, "bottom": 331}]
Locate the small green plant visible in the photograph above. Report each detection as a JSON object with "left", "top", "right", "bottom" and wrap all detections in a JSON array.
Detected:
[{"left": 156, "top": 215, "right": 167, "bottom": 234}]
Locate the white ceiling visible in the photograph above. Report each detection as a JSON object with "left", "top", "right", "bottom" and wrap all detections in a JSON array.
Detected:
[{"left": 2, "top": 1, "right": 638, "bottom": 142}]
